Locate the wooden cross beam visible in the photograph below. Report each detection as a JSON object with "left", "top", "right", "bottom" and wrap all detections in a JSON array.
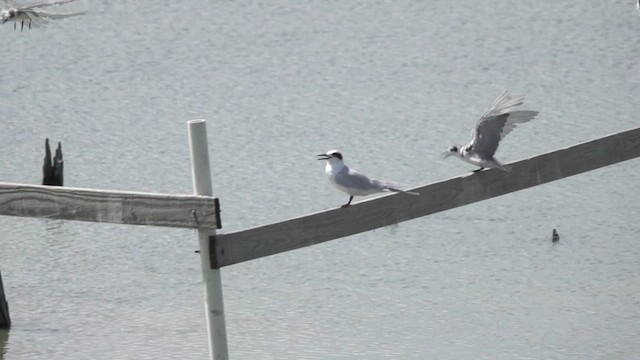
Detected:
[
  {"left": 210, "top": 127, "right": 640, "bottom": 268},
  {"left": 0, "top": 183, "right": 220, "bottom": 229}
]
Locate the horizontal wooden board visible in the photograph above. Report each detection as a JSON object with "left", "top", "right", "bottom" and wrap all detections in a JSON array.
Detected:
[
  {"left": 211, "top": 127, "right": 640, "bottom": 268},
  {"left": 0, "top": 183, "right": 220, "bottom": 229}
]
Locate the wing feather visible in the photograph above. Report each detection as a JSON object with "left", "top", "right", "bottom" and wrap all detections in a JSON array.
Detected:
[
  {"left": 31, "top": 8, "right": 84, "bottom": 19},
  {"left": 23, "top": 9, "right": 48, "bottom": 27},
  {"left": 332, "top": 167, "right": 375, "bottom": 191},
  {"left": 20, "top": 0, "right": 77, "bottom": 10},
  {"left": 470, "top": 90, "right": 538, "bottom": 157}
]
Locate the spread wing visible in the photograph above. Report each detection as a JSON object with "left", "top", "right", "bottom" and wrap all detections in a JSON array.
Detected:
[
  {"left": 470, "top": 90, "right": 538, "bottom": 157},
  {"left": 8, "top": 0, "right": 84, "bottom": 28},
  {"left": 30, "top": 8, "right": 84, "bottom": 19},
  {"left": 18, "top": 0, "right": 77, "bottom": 10}
]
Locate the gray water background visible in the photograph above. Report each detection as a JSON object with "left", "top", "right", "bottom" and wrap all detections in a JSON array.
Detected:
[{"left": 0, "top": 0, "right": 639, "bottom": 359}]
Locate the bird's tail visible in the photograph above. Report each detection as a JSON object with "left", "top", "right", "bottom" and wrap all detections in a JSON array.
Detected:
[
  {"left": 384, "top": 185, "right": 420, "bottom": 196},
  {"left": 374, "top": 179, "right": 420, "bottom": 195},
  {"left": 491, "top": 158, "right": 511, "bottom": 172},
  {"left": 387, "top": 187, "right": 420, "bottom": 195}
]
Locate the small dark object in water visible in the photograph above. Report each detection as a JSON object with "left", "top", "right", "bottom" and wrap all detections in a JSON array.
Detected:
[{"left": 552, "top": 229, "right": 559, "bottom": 243}]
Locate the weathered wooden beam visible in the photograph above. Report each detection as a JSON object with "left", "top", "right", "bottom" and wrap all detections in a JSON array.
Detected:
[
  {"left": 0, "top": 270, "right": 9, "bottom": 329},
  {"left": 42, "top": 138, "right": 64, "bottom": 186},
  {"left": 0, "top": 183, "right": 220, "bottom": 229},
  {"left": 212, "top": 127, "right": 640, "bottom": 268}
]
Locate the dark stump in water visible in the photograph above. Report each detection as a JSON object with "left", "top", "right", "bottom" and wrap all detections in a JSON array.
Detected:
[
  {"left": 42, "top": 138, "right": 64, "bottom": 186},
  {"left": 0, "top": 270, "right": 10, "bottom": 329}
]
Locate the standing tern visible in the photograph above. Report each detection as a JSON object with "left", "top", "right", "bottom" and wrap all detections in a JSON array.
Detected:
[
  {"left": 0, "top": 0, "right": 85, "bottom": 31},
  {"left": 441, "top": 89, "right": 538, "bottom": 172},
  {"left": 317, "top": 149, "right": 419, "bottom": 208}
]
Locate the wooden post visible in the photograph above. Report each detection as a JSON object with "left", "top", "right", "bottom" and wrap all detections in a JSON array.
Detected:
[
  {"left": 0, "top": 270, "right": 10, "bottom": 329},
  {"left": 187, "top": 119, "right": 229, "bottom": 360},
  {"left": 0, "top": 327, "right": 8, "bottom": 356},
  {"left": 42, "top": 138, "right": 63, "bottom": 186}
]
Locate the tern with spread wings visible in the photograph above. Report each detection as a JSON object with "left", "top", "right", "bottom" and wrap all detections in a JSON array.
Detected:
[
  {"left": 442, "top": 90, "right": 538, "bottom": 173},
  {"left": 0, "top": 0, "right": 85, "bottom": 31}
]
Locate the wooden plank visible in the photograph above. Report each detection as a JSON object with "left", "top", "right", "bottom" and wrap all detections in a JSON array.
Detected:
[
  {"left": 212, "top": 127, "right": 640, "bottom": 268},
  {"left": 0, "top": 183, "right": 220, "bottom": 229}
]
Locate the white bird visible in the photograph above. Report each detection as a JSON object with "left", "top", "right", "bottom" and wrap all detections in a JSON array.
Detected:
[
  {"left": 317, "top": 150, "right": 419, "bottom": 208},
  {"left": 0, "top": 0, "right": 84, "bottom": 31},
  {"left": 442, "top": 89, "right": 538, "bottom": 173}
]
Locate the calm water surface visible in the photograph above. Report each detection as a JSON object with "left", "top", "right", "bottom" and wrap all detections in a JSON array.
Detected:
[{"left": 0, "top": 0, "right": 639, "bottom": 359}]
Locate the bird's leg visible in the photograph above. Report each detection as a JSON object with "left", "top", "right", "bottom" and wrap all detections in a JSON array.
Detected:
[
  {"left": 13, "top": 21, "right": 16, "bottom": 31},
  {"left": 28, "top": 19, "right": 31, "bottom": 30},
  {"left": 472, "top": 167, "right": 485, "bottom": 173},
  {"left": 340, "top": 196, "right": 354, "bottom": 208},
  {"left": 20, "top": 19, "right": 24, "bottom": 31}
]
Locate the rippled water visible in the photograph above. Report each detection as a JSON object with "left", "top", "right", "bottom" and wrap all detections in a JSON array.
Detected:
[{"left": 0, "top": 0, "right": 639, "bottom": 359}]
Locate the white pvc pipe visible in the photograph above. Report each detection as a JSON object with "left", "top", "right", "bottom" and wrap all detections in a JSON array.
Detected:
[{"left": 187, "top": 119, "right": 229, "bottom": 360}]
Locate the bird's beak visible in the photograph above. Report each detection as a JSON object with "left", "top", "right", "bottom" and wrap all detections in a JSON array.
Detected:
[
  {"left": 316, "top": 154, "right": 330, "bottom": 160},
  {"left": 441, "top": 151, "right": 452, "bottom": 159}
]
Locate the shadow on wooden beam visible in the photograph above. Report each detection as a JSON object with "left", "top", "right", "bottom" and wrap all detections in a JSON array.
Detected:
[
  {"left": 211, "top": 127, "right": 640, "bottom": 268},
  {"left": 42, "top": 138, "right": 63, "bottom": 186}
]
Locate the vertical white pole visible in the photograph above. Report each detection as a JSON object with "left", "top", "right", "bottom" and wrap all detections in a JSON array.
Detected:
[{"left": 187, "top": 119, "right": 229, "bottom": 360}]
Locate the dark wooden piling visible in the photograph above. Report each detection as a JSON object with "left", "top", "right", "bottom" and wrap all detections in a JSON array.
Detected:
[
  {"left": 0, "top": 270, "right": 10, "bottom": 329},
  {"left": 42, "top": 138, "right": 63, "bottom": 186}
]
